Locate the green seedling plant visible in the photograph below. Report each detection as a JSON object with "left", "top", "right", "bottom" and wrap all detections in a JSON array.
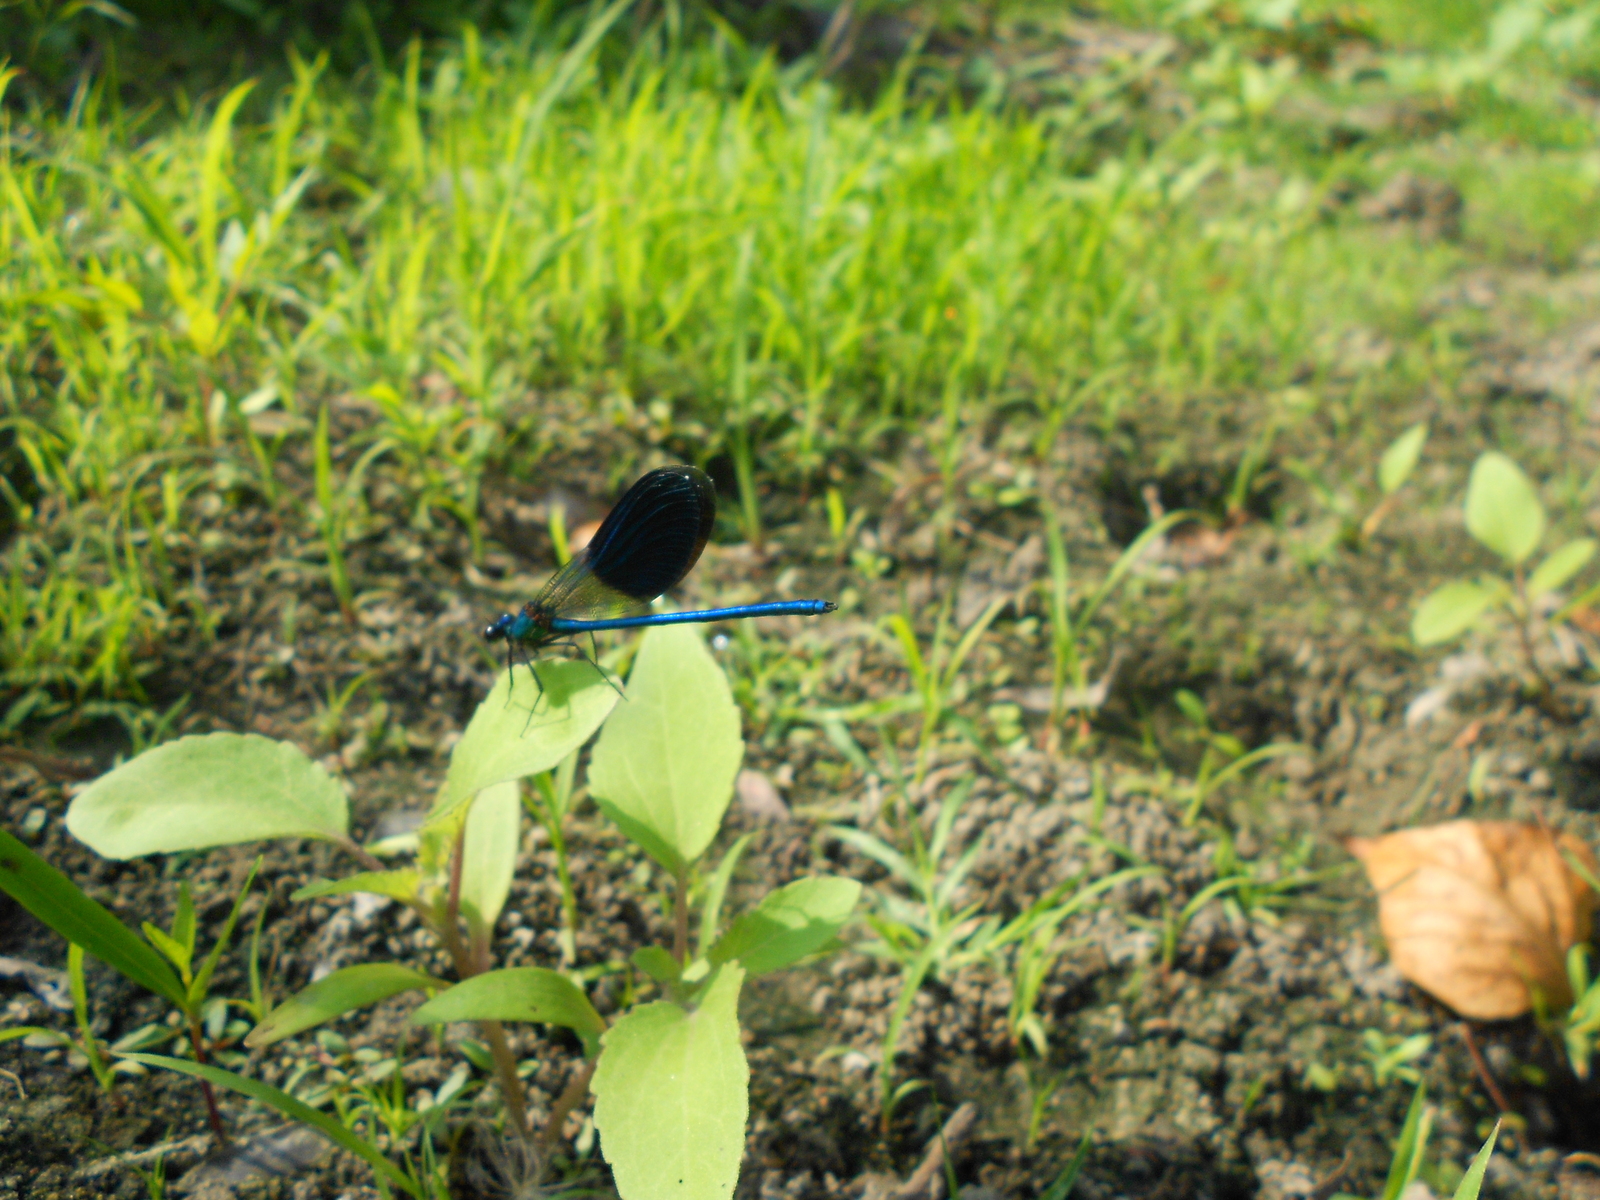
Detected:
[
  {"left": 1158, "top": 832, "right": 1342, "bottom": 970},
  {"left": 1412, "top": 451, "right": 1597, "bottom": 698},
  {"left": 1041, "top": 505, "right": 1192, "bottom": 751},
  {"left": 830, "top": 780, "right": 1155, "bottom": 1133},
  {"left": 0, "top": 830, "right": 264, "bottom": 1148},
  {"left": 1559, "top": 943, "right": 1600, "bottom": 1078},
  {"left": 1361, "top": 422, "right": 1430, "bottom": 540},
  {"left": 1329, "top": 1084, "right": 1500, "bottom": 1200},
  {"left": 4, "top": 626, "right": 857, "bottom": 1200},
  {"left": 885, "top": 594, "right": 1010, "bottom": 787},
  {"left": 1362, "top": 1029, "right": 1433, "bottom": 1089},
  {"left": 1168, "top": 689, "right": 1307, "bottom": 828},
  {"left": 1, "top": 943, "right": 115, "bottom": 1092}
]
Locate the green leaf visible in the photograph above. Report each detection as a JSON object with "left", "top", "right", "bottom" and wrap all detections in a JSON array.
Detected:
[
  {"left": 244, "top": 964, "right": 444, "bottom": 1048},
  {"left": 588, "top": 626, "right": 744, "bottom": 875},
  {"left": 142, "top": 923, "right": 192, "bottom": 977},
  {"left": 292, "top": 870, "right": 422, "bottom": 904},
  {"left": 1529, "top": 538, "right": 1597, "bottom": 598},
  {"left": 120, "top": 1054, "right": 420, "bottom": 1197},
  {"left": 699, "top": 832, "right": 756, "bottom": 956},
  {"left": 632, "top": 946, "right": 683, "bottom": 987},
  {"left": 170, "top": 882, "right": 196, "bottom": 959},
  {"left": 66, "top": 733, "right": 349, "bottom": 859},
  {"left": 709, "top": 877, "right": 861, "bottom": 977},
  {"left": 1465, "top": 451, "right": 1546, "bottom": 565},
  {"left": 1381, "top": 1084, "right": 1431, "bottom": 1200},
  {"left": 189, "top": 858, "right": 261, "bottom": 1008},
  {"left": 1412, "top": 580, "right": 1506, "bottom": 647},
  {"left": 410, "top": 967, "right": 606, "bottom": 1058},
  {"left": 0, "top": 827, "right": 186, "bottom": 1009},
  {"left": 459, "top": 780, "right": 521, "bottom": 935},
  {"left": 1452, "top": 1120, "right": 1500, "bottom": 1200},
  {"left": 592, "top": 965, "right": 748, "bottom": 1200},
  {"left": 427, "top": 661, "right": 617, "bottom": 832},
  {"left": 1379, "top": 422, "right": 1429, "bottom": 495}
]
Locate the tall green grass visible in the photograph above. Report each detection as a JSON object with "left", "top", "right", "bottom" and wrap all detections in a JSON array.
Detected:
[{"left": 0, "top": 5, "right": 1544, "bottom": 717}]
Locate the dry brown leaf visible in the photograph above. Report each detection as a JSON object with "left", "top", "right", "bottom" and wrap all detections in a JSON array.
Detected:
[{"left": 1346, "top": 819, "right": 1599, "bottom": 1020}]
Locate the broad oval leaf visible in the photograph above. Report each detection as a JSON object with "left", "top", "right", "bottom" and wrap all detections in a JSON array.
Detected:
[
  {"left": 0, "top": 828, "right": 186, "bottom": 1008},
  {"left": 1529, "top": 538, "right": 1597, "bottom": 599},
  {"left": 592, "top": 965, "right": 748, "bottom": 1200},
  {"left": 411, "top": 966, "right": 606, "bottom": 1057},
  {"left": 710, "top": 877, "right": 861, "bottom": 977},
  {"left": 587, "top": 626, "right": 743, "bottom": 875},
  {"left": 246, "top": 964, "right": 444, "bottom": 1048},
  {"left": 459, "top": 780, "right": 522, "bottom": 934},
  {"left": 428, "top": 661, "right": 617, "bottom": 830},
  {"left": 1412, "top": 580, "right": 1504, "bottom": 647},
  {"left": 1379, "top": 422, "right": 1430, "bottom": 496},
  {"left": 1465, "top": 452, "right": 1545, "bottom": 565},
  {"left": 67, "top": 733, "right": 348, "bottom": 860}
]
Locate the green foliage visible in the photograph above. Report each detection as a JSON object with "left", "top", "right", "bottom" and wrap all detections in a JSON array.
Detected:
[
  {"left": 1412, "top": 453, "right": 1597, "bottom": 689},
  {"left": 410, "top": 967, "right": 607, "bottom": 1058},
  {"left": 67, "top": 733, "right": 348, "bottom": 859},
  {"left": 122, "top": 1053, "right": 424, "bottom": 1197},
  {"left": 13, "top": 622, "right": 852, "bottom": 1200},
  {"left": 1464, "top": 452, "right": 1546, "bottom": 565},
  {"left": 588, "top": 625, "right": 743, "bottom": 875},
  {"left": 1563, "top": 943, "right": 1600, "bottom": 1078},
  {"left": 0, "top": 827, "right": 185, "bottom": 1007},
  {"left": 1362, "top": 1029, "right": 1432, "bottom": 1088},
  {"left": 245, "top": 965, "right": 445, "bottom": 1048},
  {"left": 590, "top": 965, "right": 749, "bottom": 1200},
  {"left": 1379, "top": 424, "right": 1430, "bottom": 498},
  {"left": 708, "top": 877, "right": 861, "bottom": 976},
  {"left": 1041, "top": 507, "right": 1191, "bottom": 746}
]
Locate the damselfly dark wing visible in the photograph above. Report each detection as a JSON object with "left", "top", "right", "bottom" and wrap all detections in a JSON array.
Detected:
[{"left": 532, "top": 465, "right": 717, "bottom": 621}]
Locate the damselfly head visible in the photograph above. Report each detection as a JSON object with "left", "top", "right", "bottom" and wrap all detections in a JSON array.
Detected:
[{"left": 483, "top": 614, "right": 514, "bottom": 642}]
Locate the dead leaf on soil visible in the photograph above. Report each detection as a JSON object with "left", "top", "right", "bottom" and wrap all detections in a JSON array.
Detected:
[{"left": 1346, "top": 820, "right": 1600, "bottom": 1020}]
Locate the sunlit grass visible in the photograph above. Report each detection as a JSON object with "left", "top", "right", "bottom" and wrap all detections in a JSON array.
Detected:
[{"left": 1, "top": 2, "right": 1596, "bottom": 718}]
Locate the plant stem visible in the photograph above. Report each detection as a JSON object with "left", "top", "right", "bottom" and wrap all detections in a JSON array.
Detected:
[
  {"left": 186, "top": 1020, "right": 231, "bottom": 1149},
  {"left": 1457, "top": 1023, "right": 1514, "bottom": 1115},
  {"left": 673, "top": 868, "right": 689, "bottom": 965},
  {"left": 536, "top": 1057, "right": 599, "bottom": 1176},
  {"left": 438, "top": 831, "right": 533, "bottom": 1142}
]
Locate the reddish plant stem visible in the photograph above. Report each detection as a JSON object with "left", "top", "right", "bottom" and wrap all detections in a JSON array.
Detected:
[
  {"left": 186, "top": 1020, "right": 231, "bottom": 1149},
  {"left": 1457, "top": 1023, "right": 1514, "bottom": 1115},
  {"left": 438, "top": 831, "right": 532, "bottom": 1143},
  {"left": 673, "top": 869, "right": 689, "bottom": 965},
  {"left": 536, "top": 1056, "right": 599, "bottom": 1174}
]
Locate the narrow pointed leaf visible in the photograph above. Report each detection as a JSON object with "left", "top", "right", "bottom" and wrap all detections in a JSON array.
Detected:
[
  {"left": 592, "top": 965, "right": 748, "bottom": 1200},
  {"left": 67, "top": 733, "right": 348, "bottom": 859},
  {"left": 1452, "top": 1121, "right": 1501, "bottom": 1200},
  {"left": 245, "top": 964, "right": 444, "bottom": 1048},
  {"left": 588, "top": 626, "right": 743, "bottom": 875},
  {"left": 120, "top": 1054, "right": 420, "bottom": 1196},
  {"left": 190, "top": 858, "right": 261, "bottom": 1006},
  {"left": 710, "top": 877, "right": 860, "bottom": 976},
  {"left": 292, "top": 870, "right": 422, "bottom": 904},
  {"left": 0, "top": 828, "right": 185, "bottom": 1008}
]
